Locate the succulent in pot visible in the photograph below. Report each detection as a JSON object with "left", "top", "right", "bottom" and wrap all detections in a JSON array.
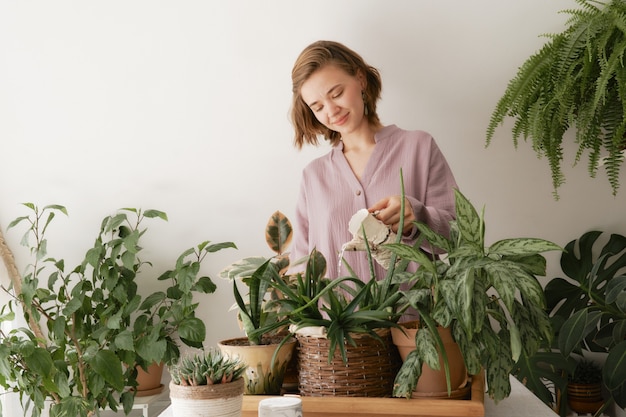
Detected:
[{"left": 169, "top": 349, "right": 246, "bottom": 417}]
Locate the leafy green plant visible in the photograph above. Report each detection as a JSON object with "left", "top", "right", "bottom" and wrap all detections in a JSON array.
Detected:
[
  {"left": 570, "top": 359, "right": 602, "bottom": 384},
  {"left": 486, "top": 0, "right": 626, "bottom": 198},
  {"left": 221, "top": 208, "right": 403, "bottom": 364},
  {"left": 0, "top": 203, "right": 234, "bottom": 417},
  {"left": 385, "top": 189, "right": 562, "bottom": 402},
  {"left": 169, "top": 349, "right": 246, "bottom": 386},
  {"left": 219, "top": 211, "right": 294, "bottom": 346},
  {"left": 544, "top": 230, "right": 626, "bottom": 409}
]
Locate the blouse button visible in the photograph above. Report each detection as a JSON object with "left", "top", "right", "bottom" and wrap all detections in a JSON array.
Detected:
[{"left": 356, "top": 190, "right": 362, "bottom": 196}]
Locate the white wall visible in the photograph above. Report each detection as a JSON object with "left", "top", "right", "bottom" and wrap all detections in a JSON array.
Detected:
[{"left": 1, "top": 0, "right": 625, "bottom": 394}]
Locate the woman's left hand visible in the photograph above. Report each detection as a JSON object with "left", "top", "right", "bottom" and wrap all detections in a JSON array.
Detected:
[{"left": 368, "top": 196, "right": 416, "bottom": 235}]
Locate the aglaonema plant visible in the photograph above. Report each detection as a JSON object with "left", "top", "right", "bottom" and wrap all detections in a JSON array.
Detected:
[
  {"left": 0, "top": 203, "right": 234, "bottom": 417},
  {"left": 385, "top": 189, "right": 562, "bottom": 402}
]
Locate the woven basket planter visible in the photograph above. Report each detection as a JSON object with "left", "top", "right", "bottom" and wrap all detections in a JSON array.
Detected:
[
  {"left": 169, "top": 377, "right": 244, "bottom": 417},
  {"left": 297, "top": 329, "right": 401, "bottom": 397}
]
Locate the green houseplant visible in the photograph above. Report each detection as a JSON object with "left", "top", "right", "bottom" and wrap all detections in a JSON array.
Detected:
[
  {"left": 217, "top": 211, "right": 299, "bottom": 395},
  {"left": 169, "top": 348, "right": 246, "bottom": 417},
  {"left": 0, "top": 203, "right": 235, "bottom": 417},
  {"left": 221, "top": 209, "right": 405, "bottom": 397},
  {"left": 384, "top": 189, "right": 562, "bottom": 402},
  {"left": 544, "top": 230, "right": 626, "bottom": 410},
  {"left": 486, "top": 0, "right": 626, "bottom": 198},
  {"left": 567, "top": 358, "right": 605, "bottom": 415}
]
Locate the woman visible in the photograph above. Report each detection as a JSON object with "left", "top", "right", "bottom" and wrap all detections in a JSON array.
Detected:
[{"left": 290, "top": 40, "right": 457, "bottom": 281}]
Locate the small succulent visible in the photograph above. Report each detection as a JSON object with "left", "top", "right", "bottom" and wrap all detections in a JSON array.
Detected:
[{"left": 170, "top": 349, "right": 246, "bottom": 386}]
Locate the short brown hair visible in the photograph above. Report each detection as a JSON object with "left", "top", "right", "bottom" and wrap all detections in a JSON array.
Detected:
[{"left": 291, "top": 40, "right": 382, "bottom": 148}]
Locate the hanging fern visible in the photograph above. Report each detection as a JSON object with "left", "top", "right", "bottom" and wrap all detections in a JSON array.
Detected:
[{"left": 487, "top": 0, "right": 626, "bottom": 198}]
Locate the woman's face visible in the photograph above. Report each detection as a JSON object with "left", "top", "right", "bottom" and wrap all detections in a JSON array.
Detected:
[{"left": 300, "top": 64, "right": 366, "bottom": 136}]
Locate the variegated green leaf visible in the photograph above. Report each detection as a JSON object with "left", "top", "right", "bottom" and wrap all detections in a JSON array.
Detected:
[
  {"left": 218, "top": 256, "right": 266, "bottom": 281},
  {"left": 485, "top": 261, "right": 545, "bottom": 309},
  {"left": 453, "top": 189, "right": 483, "bottom": 246},
  {"left": 416, "top": 328, "right": 440, "bottom": 371},
  {"left": 489, "top": 238, "right": 561, "bottom": 257},
  {"left": 393, "top": 350, "right": 422, "bottom": 398}
]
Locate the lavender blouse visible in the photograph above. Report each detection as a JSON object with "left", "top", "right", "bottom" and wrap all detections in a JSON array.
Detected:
[{"left": 292, "top": 124, "right": 458, "bottom": 281}]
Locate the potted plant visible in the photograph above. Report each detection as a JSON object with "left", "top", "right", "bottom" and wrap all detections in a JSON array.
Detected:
[
  {"left": 217, "top": 211, "right": 297, "bottom": 395},
  {"left": 169, "top": 348, "right": 246, "bottom": 417},
  {"left": 486, "top": 0, "right": 626, "bottom": 198},
  {"left": 544, "top": 230, "right": 626, "bottom": 411},
  {"left": 566, "top": 358, "right": 604, "bottom": 415},
  {"left": 384, "top": 189, "right": 562, "bottom": 403},
  {"left": 221, "top": 209, "right": 404, "bottom": 397},
  {"left": 0, "top": 203, "right": 235, "bottom": 417},
  {"left": 261, "top": 190, "right": 420, "bottom": 396}
]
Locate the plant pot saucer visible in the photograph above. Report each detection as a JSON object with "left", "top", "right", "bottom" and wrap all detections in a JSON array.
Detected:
[
  {"left": 134, "top": 383, "right": 164, "bottom": 397},
  {"left": 410, "top": 379, "right": 472, "bottom": 400}
]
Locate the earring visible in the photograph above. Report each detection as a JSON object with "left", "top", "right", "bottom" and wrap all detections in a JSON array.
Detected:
[{"left": 362, "top": 91, "right": 369, "bottom": 116}]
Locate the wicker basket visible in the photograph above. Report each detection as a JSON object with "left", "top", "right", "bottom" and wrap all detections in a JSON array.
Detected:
[{"left": 297, "top": 329, "right": 401, "bottom": 397}]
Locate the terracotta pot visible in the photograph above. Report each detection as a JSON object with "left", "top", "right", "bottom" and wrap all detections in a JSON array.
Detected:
[
  {"left": 567, "top": 382, "right": 604, "bottom": 414},
  {"left": 391, "top": 323, "right": 468, "bottom": 397},
  {"left": 135, "top": 362, "right": 165, "bottom": 397},
  {"left": 169, "top": 377, "right": 244, "bottom": 417},
  {"left": 217, "top": 337, "right": 296, "bottom": 395}
]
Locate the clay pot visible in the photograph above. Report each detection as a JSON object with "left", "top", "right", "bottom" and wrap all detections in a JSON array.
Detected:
[
  {"left": 391, "top": 323, "right": 469, "bottom": 398},
  {"left": 217, "top": 337, "right": 296, "bottom": 395},
  {"left": 135, "top": 362, "right": 165, "bottom": 397},
  {"left": 567, "top": 382, "right": 604, "bottom": 414}
]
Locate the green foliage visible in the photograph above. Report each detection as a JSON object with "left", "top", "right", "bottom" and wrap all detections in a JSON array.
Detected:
[
  {"left": 221, "top": 207, "right": 403, "bottom": 363},
  {"left": 219, "top": 211, "right": 293, "bottom": 346},
  {"left": 570, "top": 359, "right": 602, "bottom": 384},
  {"left": 0, "top": 204, "right": 234, "bottom": 417},
  {"left": 169, "top": 349, "right": 246, "bottom": 386},
  {"left": 486, "top": 0, "right": 626, "bottom": 198},
  {"left": 385, "top": 189, "right": 562, "bottom": 402},
  {"left": 513, "top": 349, "right": 574, "bottom": 417},
  {"left": 544, "top": 230, "right": 626, "bottom": 408}
]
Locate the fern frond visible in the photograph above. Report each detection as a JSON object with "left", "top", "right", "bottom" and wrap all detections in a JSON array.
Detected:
[{"left": 487, "top": 0, "right": 626, "bottom": 197}]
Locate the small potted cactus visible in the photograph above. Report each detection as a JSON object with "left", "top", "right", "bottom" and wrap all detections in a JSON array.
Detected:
[{"left": 169, "top": 349, "right": 246, "bottom": 417}]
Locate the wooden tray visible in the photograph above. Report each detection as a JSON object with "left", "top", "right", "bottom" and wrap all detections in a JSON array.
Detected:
[{"left": 242, "top": 370, "right": 485, "bottom": 417}]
